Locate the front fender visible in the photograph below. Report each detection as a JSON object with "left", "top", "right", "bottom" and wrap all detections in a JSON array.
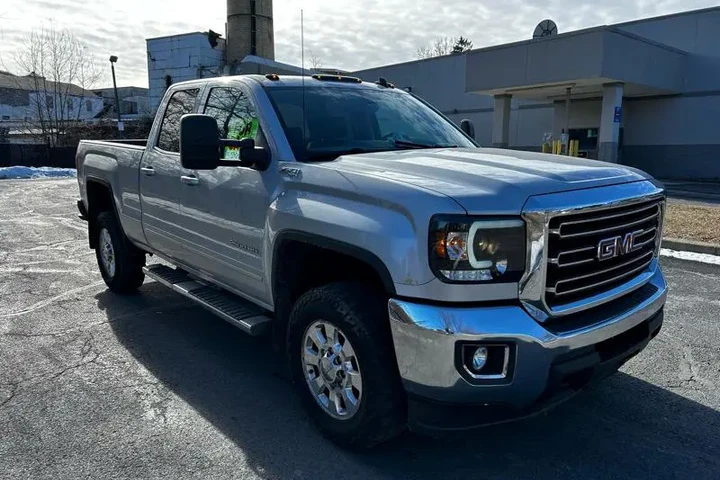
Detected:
[{"left": 266, "top": 188, "right": 426, "bottom": 291}]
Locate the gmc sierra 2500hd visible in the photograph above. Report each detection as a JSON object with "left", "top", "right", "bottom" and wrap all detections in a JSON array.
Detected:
[{"left": 76, "top": 74, "right": 667, "bottom": 449}]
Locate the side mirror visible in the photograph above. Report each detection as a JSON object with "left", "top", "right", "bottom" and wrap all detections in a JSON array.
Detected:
[
  {"left": 180, "top": 114, "right": 272, "bottom": 171},
  {"left": 237, "top": 138, "right": 271, "bottom": 171},
  {"left": 180, "top": 114, "right": 220, "bottom": 170},
  {"left": 460, "top": 119, "right": 475, "bottom": 139}
]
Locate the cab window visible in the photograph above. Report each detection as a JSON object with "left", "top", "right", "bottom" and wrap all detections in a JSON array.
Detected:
[{"left": 204, "top": 86, "right": 264, "bottom": 160}]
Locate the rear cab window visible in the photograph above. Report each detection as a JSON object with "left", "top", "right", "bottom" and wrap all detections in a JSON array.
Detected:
[{"left": 156, "top": 88, "right": 200, "bottom": 153}]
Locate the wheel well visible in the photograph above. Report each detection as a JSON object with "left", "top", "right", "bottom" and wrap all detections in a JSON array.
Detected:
[
  {"left": 272, "top": 237, "right": 395, "bottom": 349},
  {"left": 86, "top": 180, "right": 114, "bottom": 248}
]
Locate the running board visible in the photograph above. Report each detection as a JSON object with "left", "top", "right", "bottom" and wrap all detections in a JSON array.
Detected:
[{"left": 143, "top": 264, "right": 272, "bottom": 336}]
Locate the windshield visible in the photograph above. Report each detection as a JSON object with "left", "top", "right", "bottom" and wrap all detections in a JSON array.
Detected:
[{"left": 264, "top": 85, "right": 476, "bottom": 162}]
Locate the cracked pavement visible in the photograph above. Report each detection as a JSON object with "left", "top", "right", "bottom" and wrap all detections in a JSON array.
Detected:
[{"left": 0, "top": 178, "right": 719, "bottom": 479}]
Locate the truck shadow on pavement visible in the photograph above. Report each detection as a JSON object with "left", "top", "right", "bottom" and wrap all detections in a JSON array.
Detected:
[{"left": 97, "top": 284, "right": 720, "bottom": 480}]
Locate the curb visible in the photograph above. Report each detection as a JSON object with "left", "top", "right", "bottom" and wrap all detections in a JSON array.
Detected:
[
  {"left": 666, "top": 190, "right": 720, "bottom": 203},
  {"left": 662, "top": 237, "right": 720, "bottom": 256}
]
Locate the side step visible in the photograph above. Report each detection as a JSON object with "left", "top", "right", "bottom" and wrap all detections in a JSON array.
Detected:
[{"left": 143, "top": 264, "right": 272, "bottom": 336}]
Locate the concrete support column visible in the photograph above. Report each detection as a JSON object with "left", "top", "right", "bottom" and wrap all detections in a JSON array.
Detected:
[
  {"left": 492, "top": 94, "right": 512, "bottom": 148},
  {"left": 599, "top": 83, "right": 623, "bottom": 163},
  {"left": 564, "top": 87, "right": 571, "bottom": 135}
]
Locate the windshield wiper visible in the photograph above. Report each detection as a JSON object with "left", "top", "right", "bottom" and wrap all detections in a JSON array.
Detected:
[
  {"left": 392, "top": 139, "right": 458, "bottom": 149},
  {"left": 303, "top": 147, "right": 384, "bottom": 162}
]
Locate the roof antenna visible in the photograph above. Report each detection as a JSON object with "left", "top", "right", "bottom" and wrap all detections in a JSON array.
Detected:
[{"left": 301, "top": 9, "right": 307, "bottom": 153}]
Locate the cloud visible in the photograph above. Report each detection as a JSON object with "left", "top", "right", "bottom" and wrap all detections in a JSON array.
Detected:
[
  {"left": 276, "top": 0, "right": 716, "bottom": 71},
  {"left": 0, "top": 0, "right": 716, "bottom": 88}
]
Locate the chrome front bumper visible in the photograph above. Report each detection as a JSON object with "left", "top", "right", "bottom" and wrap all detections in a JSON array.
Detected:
[{"left": 388, "top": 261, "right": 667, "bottom": 407}]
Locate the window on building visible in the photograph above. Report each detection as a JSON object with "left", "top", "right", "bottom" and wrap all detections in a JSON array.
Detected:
[
  {"left": 66, "top": 98, "right": 73, "bottom": 112},
  {"left": 121, "top": 100, "right": 138, "bottom": 115},
  {"left": 1, "top": 115, "right": 10, "bottom": 121},
  {"left": 156, "top": 88, "right": 200, "bottom": 152},
  {"left": 86, "top": 100, "right": 93, "bottom": 112},
  {"left": 46, "top": 95, "right": 54, "bottom": 109},
  {"left": 204, "top": 86, "right": 265, "bottom": 159}
]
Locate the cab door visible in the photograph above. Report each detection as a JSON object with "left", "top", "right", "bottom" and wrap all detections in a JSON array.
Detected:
[
  {"left": 173, "top": 83, "right": 280, "bottom": 304},
  {"left": 139, "top": 87, "right": 201, "bottom": 261}
]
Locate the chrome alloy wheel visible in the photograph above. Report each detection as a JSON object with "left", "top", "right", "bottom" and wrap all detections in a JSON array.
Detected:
[
  {"left": 98, "top": 228, "right": 116, "bottom": 278},
  {"left": 302, "top": 320, "right": 363, "bottom": 420}
]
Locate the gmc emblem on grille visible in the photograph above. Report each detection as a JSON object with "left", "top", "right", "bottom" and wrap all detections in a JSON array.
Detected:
[{"left": 597, "top": 229, "right": 644, "bottom": 261}]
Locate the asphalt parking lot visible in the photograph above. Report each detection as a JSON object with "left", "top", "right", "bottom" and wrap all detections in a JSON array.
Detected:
[{"left": 1, "top": 178, "right": 719, "bottom": 480}]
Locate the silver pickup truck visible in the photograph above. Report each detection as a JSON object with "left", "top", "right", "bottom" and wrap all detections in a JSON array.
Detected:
[{"left": 76, "top": 74, "right": 667, "bottom": 449}]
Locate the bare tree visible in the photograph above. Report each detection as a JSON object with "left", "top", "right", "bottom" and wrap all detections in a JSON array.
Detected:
[
  {"left": 13, "top": 25, "right": 100, "bottom": 146},
  {"left": 417, "top": 36, "right": 453, "bottom": 59},
  {"left": 308, "top": 50, "right": 323, "bottom": 70},
  {"left": 417, "top": 36, "right": 473, "bottom": 59}
]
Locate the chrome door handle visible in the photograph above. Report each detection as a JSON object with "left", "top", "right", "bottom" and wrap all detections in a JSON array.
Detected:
[
  {"left": 140, "top": 166, "right": 155, "bottom": 176},
  {"left": 180, "top": 175, "right": 199, "bottom": 186}
]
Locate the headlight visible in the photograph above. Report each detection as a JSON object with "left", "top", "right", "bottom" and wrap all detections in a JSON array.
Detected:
[{"left": 429, "top": 216, "right": 526, "bottom": 283}]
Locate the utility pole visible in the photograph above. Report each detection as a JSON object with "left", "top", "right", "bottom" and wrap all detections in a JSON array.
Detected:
[{"left": 109, "top": 55, "right": 123, "bottom": 138}]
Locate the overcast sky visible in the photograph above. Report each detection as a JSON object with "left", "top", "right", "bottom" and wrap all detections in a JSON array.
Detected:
[{"left": 0, "top": 0, "right": 717, "bottom": 88}]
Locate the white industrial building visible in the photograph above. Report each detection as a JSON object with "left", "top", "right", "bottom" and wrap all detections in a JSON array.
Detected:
[
  {"left": 146, "top": 4, "right": 720, "bottom": 180},
  {"left": 146, "top": 32, "right": 227, "bottom": 111},
  {"left": 146, "top": 31, "right": 306, "bottom": 112},
  {"left": 93, "top": 86, "right": 150, "bottom": 119}
]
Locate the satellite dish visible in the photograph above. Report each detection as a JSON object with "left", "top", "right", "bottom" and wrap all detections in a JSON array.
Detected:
[{"left": 533, "top": 19, "right": 558, "bottom": 38}]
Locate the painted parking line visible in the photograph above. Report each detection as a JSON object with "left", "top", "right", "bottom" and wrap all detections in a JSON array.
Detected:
[{"left": 660, "top": 248, "right": 720, "bottom": 266}]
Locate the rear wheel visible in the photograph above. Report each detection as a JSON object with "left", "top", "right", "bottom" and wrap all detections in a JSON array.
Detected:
[
  {"left": 94, "top": 211, "right": 145, "bottom": 293},
  {"left": 287, "top": 282, "right": 406, "bottom": 450}
]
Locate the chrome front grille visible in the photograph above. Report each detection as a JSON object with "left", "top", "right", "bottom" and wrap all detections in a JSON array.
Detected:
[
  {"left": 545, "top": 199, "right": 663, "bottom": 308},
  {"left": 520, "top": 182, "right": 666, "bottom": 323}
]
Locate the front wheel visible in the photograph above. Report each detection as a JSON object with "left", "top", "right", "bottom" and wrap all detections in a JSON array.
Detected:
[
  {"left": 287, "top": 282, "right": 407, "bottom": 450},
  {"left": 94, "top": 211, "right": 145, "bottom": 293}
]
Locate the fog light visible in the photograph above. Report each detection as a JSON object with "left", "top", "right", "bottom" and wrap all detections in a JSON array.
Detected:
[{"left": 471, "top": 346, "right": 488, "bottom": 371}]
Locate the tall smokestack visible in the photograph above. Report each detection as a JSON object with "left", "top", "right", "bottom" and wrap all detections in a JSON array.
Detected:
[{"left": 226, "top": 0, "right": 275, "bottom": 66}]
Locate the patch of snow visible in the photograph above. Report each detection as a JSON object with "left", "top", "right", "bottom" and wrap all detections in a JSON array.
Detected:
[
  {"left": 0, "top": 166, "right": 77, "bottom": 180},
  {"left": 660, "top": 248, "right": 720, "bottom": 265}
]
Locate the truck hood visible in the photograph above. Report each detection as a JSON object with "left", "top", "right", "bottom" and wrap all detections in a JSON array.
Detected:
[{"left": 330, "top": 147, "right": 651, "bottom": 214}]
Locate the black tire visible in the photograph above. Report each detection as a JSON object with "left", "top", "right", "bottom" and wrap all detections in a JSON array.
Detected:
[
  {"left": 287, "top": 282, "right": 407, "bottom": 450},
  {"left": 94, "top": 211, "right": 145, "bottom": 293}
]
